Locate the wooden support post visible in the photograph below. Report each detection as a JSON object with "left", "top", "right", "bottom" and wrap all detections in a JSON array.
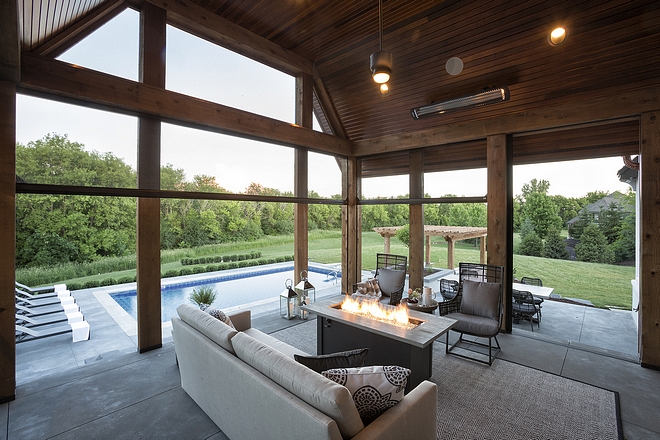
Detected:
[
  {"left": 0, "top": 0, "right": 20, "bottom": 402},
  {"left": 0, "top": 82, "right": 16, "bottom": 402},
  {"left": 384, "top": 236, "right": 391, "bottom": 254},
  {"left": 409, "top": 150, "right": 424, "bottom": 290},
  {"left": 487, "top": 134, "right": 513, "bottom": 333},
  {"left": 294, "top": 73, "right": 312, "bottom": 284},
  {"left": 342, "top": 157, "right": 361, "bottom": 293},
  {"left": 480, "top": 237, "right": 486, "bottom": 264},
  {"left": 640, "top": 111, "right": 660, "bottom": 368},
  {"left": 447, "top": 239, "right": 455, "bottom": 271},
  {"left": 136, "top": 2, "right": 165, "bottom": 353}
]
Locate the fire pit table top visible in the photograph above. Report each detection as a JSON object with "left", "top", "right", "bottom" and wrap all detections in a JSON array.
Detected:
[{"left": 302, "top": 296, "right": 457, "bottom": 349}]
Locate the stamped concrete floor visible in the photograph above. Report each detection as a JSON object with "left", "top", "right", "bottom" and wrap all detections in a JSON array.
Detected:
[{"left": 5, "top": 288, "right": 660, "bottom": 439}]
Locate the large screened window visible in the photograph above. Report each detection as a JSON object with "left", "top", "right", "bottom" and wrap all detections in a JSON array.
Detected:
[{"left": 166, "top": 26, "right": 295, "bottom": 123}]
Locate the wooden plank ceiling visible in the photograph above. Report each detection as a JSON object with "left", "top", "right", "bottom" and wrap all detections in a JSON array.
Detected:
[{"left": 18, "top": 0, "right": 659, "bottom": 165}]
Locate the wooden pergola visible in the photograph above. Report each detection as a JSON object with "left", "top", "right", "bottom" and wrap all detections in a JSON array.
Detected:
[{"left": 373, "top": 226, "right": 487, "bottom": 270}]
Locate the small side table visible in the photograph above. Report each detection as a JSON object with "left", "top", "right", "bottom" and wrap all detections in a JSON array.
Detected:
[{"left": 405, "top": 299, "right": 438, "bottom": 314}]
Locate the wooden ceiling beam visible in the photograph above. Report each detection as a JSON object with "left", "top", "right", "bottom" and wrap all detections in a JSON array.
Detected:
[
  {"left": 19, "top": 53, "right": 351, "bottom": 156},
  {"left": 312, "top": 64, "right": 347, "bottom": 139},
  {"left": 31, "top": 0, "right": 128, "bottom": 57},
  {"left": 353, "top": 87, "right": 660, "bottom": 156},
  {"left": 144, "top": 0, "right": 313, "bottom": 76}
]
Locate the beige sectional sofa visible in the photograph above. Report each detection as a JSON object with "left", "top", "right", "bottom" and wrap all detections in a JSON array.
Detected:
[{"left": 172, "top": 304, "right": 438, "bottom": 440}]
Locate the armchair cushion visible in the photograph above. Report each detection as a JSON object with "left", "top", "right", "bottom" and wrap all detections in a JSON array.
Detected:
[
  {"left": 460, "top": 280, "right": 500, "bottom": 320},
  {"left": 449, "top": 312, "right": 500, "bottom": 337},
  {"left": 377, "top": 268, "right": 405, "bottom": 297}
]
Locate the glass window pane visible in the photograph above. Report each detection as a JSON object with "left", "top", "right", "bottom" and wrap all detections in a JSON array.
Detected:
[{"left": 166, "top": 26, "right": 294, "bottom": 122}]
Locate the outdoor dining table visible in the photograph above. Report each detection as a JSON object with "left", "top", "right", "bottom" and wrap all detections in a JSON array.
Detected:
[{"left": 438, "top": 274, "right": 554, "bottom": 299}]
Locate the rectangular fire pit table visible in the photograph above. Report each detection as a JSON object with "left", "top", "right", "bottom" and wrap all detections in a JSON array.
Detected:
[{"left": 302, "top": 297, "right": 456, "bottom": 392}]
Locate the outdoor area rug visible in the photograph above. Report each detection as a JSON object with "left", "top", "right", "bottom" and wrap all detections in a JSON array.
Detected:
[{"left": 270, "top": 320, "right": 622, "bottom": 440}]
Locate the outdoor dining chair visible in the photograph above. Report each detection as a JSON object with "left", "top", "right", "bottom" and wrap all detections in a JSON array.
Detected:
[
  {"left": 520, "top": 277, "right": 544, "bottom": 322},
  {"left": 512, "top": 289, "right": 540, "bottom": 332}
]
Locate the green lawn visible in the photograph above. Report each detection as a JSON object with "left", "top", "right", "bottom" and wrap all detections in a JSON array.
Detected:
[{"left": 27, "top": 230, "right": 634, "bottom": 310}]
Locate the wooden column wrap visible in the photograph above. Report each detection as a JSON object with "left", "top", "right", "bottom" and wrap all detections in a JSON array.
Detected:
[
  {"left": 136, "top": 3, "right": 165, "bottom": 353},
  {"left": 408, "top": 150, "right": 424, "bottom": 291},
  {"left": 487, "top": 134, "right": 513, "bottom": 333},
  {"left": 640, "top": 112, "right": 660, "bottom": 368},
  {"left": 294, "top": 73, "right": 312, "bottom": 284},
  {"left": 0, "top": 82, "right": 16, "bottom": 402},
  {"left": 342, "top": 157, "right": 361, "bottom": 293}
]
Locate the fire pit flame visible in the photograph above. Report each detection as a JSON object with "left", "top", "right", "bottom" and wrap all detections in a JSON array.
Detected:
[{"left": 340, "top": 297, "right": 417, "bottom": 330}]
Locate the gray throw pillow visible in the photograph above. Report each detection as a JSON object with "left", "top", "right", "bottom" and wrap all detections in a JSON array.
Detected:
[
  {"left": 460, "top": 280, "right": 501, "bottom": 320},
  {"left": 295, "top": 348, "right": 369, "bottom": 373},
  {"left": 377, "top": 268, "right": 405, "bottom": 296}
]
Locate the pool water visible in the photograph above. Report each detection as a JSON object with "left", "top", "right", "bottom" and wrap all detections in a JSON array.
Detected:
[{"left": 111, "top": 266, "right": 339, "bottom": 323}]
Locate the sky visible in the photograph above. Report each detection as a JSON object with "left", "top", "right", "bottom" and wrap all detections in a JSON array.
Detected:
[{"left": 15, "top": 9, "right": 634, "bottom": 200}]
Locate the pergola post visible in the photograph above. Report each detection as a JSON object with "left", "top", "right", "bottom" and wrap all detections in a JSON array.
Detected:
[
  {"left": 447, "top": 239, "right": 455, "bottom": 271},
  {"left": 294, "top": 72, "right": 312, "bottom": 284},
  {"left": 480, "top": 237, "right": 486, "bottom": 264},
  {"left": 136, "top": 2, "right": 165, "bottom": 353},
  {"left": 640, "top": 111, "right": 660, "bottom": 368},
  {"left": 409, "top": 150, "right": 424, "bottom": 290},
  {"left": 425, "top": 235, "right": 431, "bottom": 266},
  {"left": 487, "top": 134, "right": 513, "bottom": 332},
  {"left": 384, "top": 236, "right": 391, "bottom": 254},
  {"left": 342, "top": 157, "right": 361, "bottom": 294}
]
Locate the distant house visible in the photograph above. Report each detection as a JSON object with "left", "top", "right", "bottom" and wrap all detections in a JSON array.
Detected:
[{"left": 566, "top": 191, "right": 633, "bottom": 232}]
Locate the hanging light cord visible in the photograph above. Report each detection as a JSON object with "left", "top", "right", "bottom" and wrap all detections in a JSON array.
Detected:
[{"left": 378, "top": 0, "right": 384, "bottom": 51}]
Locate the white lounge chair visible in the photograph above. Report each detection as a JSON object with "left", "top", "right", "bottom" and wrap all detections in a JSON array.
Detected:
[{"left": 16, "top": 321, "right": 90, "bottom": 343}]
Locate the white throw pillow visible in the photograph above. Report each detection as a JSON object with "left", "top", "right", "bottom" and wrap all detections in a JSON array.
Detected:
[{"left": 322, "top": 365, "right": 410, "bottom": 424}]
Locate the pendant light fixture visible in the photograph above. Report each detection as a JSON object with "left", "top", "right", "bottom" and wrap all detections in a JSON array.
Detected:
[{"left": 370, "top": 0, "right": 392, "bottom": 93}]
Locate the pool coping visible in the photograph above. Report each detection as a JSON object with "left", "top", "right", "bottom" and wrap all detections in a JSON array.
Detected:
[{"left": 92, "top": 262, "right": 348, "bottom": 337}]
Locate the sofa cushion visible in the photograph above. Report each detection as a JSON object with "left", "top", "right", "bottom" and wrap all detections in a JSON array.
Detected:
[
  {"left": 294, "top": 348, "right": 369, "bottom": 373},
  {"left": 177, "top": 304, "right": 238, "bottom": 354},
  {"left": 322, "top": 366, "right": 410, "bottom": 425},
  {"left": 232, "top": 332, "right": 364, "bottom": 438},
  {"left": 460, "top": 280, "right": 500, "bottom": 320},
  {"left": 242, "top": 327, "right": 306, "bottom": 358}
]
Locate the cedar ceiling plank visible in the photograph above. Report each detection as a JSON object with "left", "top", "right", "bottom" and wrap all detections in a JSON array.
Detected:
[
  {"left": 32, "top": 0, "right": 127, "bottom": 57},
  {"left": 353, "top": 87, "right": 660, "bottom": 155},
  {"left": 145, "top": 0, "right": 313, "bottom": 76},
  {"left": 20, "top": 53, "right": 352, "bottom": 156}
]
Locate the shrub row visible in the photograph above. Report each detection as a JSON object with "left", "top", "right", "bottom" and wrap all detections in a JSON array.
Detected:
[
  {"left": 180, "top": 251, "right": 262, "bottom": 266},
  {"left": 66, "top": 255, "right": 294, "bottom": 290}
]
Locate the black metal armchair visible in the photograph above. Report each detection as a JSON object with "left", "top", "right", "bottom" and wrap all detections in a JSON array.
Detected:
[
  {"left": 439, "top": 279, "right": 459, "bottom": 301},
  {"left": 374, "top": 253, "right": 407, "bottom": 305},
  {"left": 439, "top": 262, "right": 504, "bottom": 365},
  {"left": 512, "top": 289, "right": 540, "bottom": 331},
  {"left": 520, "top": 276, "right": 544, "bottom": 322}
]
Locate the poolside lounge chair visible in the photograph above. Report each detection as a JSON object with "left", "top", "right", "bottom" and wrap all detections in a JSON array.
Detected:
[
  {"left": 15, "top": 291, "right": 76, "bottom": 308},
  {"left": 16, "top": 302, "right": 79, "bottom": 317},
  {"left": 15, "top": 308, "right": 84, "bottom": 327},
  {"left": 15, "top": 281, "right": 67, "bottom": 297},
  {"left": 15, "top": 287, "right": 70, "bottom": 302},
  {"left": 16, "top": 321, "right": 90, "bottom": 343}
]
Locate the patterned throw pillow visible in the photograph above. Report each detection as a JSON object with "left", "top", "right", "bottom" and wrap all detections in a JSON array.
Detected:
[
  {"left": 322, "top": 365, "right": 410, "bottom": 424},
  {"left": 200, "top": 304, "right": 235, "bottom": 329}
]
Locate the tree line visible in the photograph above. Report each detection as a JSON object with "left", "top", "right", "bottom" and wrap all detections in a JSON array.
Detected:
[{"left": 15, "top": 134, "right": 634, "bottom": 268}]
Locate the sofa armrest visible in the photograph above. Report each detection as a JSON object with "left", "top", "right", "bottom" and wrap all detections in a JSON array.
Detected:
[
  {"left": 228, "top": 309, "right": 251, "bottom": 331},
  {"left": 351, "top": 380, "right": 437, "bottom": 440}
]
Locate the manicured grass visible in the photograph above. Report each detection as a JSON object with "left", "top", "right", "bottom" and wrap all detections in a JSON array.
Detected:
[{"left": 20, "top": 230, "right": 634, "bottom": 309}]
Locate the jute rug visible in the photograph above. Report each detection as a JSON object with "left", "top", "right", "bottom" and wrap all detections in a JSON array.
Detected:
[{"left": 271, "top": 320, "right": 622, "bottom": 440}]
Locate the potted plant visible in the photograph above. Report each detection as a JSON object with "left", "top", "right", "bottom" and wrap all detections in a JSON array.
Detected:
[
  {"left": 406, "top": 287, "right": 421, "bottom": 304},
  {"left": 189, "top": 286, "right": 218, "bottom": 310}
]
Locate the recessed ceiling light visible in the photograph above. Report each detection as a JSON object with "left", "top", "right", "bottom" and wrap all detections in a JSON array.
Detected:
[
  {"left": 445, "top": 57, "right": 464, "bottom": 75},
  {"left": 549, "top": 27, "right": 567, "bottom": 45}
]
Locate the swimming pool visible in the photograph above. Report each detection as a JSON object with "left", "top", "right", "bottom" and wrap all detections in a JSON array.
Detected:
[{"left": 111, "top": 265, "right": 340, "bottom": 323}]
